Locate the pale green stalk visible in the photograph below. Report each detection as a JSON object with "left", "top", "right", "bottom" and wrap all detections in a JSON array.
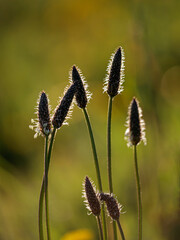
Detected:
[
  {"left": 107, "top": 96, "right": 117, "bottom": 240},
  {"left": 82, "top": 108, "right": 107, "bottom": 240},
  {"left": 44, "top": 135, "right": 50, "bottom": 240},
  {"left": 134, "top": 145, "right": 142, "bottom": 240},
  {"left": 38, "top": 128, "right": 56, "bottom": 240},
  {"left": 117, "top": 219, "right": 125, "bottom": 240},
  {"left": 97, "top": 216, "right": 104, "bottom": 240}
]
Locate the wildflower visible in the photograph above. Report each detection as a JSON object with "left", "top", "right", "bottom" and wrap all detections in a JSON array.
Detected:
[
  {"left": 52, "top": 84, "right": 76, "bottom": 129},
  {"left": 83, "top": 176, "right": 101, "bottom": 216},
  {"left": 100, "top": 193, "right": 122, "bottom": 221},
  {"left": 125, "top": 97, "right": 146, "bottom": 146},
  {"left": 71, "top": 65, "right": 91, "bottom": 109},
  {"left": 104, "top": 47, "right": 125, "bottom": 97},
  {"left": 29, "top": 91, "right": 51, "bottom": 138}
]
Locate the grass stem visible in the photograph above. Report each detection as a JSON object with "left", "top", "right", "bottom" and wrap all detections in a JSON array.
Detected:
[
  {"left": 38, "top": 128, "right": 57, "bottom": 240},
  {"left": 117, "top": 220, "right": 125, "bottom": 240},
  {"left": 97, "top": 216, "right": 104, "bottom": 240},
  {"left": 38, "top": 180, "right": 44, "bottom": 240},
  {"left": 107, "top": 96, "right": 113, "bottom": 193},
  {"left": 134, "top": 145, "right": 142, "bottom": 240},
  {"left": 82, "top": 108, "right": 107, "bottom": 240},
  {"left": 44, "top": 135, "right": 50, "bottom": 240},
  {"left": 107, "top": 96, "right": 118, "bottom": 240}
]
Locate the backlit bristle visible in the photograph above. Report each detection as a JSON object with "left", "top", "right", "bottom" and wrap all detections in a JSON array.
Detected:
[
  {"left": 104, "top": 47, "right": 125, "bottom": 97},
  {"left": 52, "top": 84, "right": 76, "bottom": 129},
  {"left": 125, "top": 97, "right": 146, "bottom": 147},
  {"left": 71, "top": 65, "right": 91, "bottom": 109},
  {"left": 83, "top": 176, "right": 101, "bottom": 216}
]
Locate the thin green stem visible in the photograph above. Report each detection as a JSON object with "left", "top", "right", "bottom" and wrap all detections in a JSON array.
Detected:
[
  {"left": 107, "top": 96, "right": 117, "bottom": 240},
  {"left": 97, "top": 216, "right": 104, "bottom": 240},
  {"left": 47, "top": 128, "right": 57, "bottom": 167},
  {"left": 38, "top": 179, "right": 44, "bottom": 240},
  {"left": 38, "top": 128, "right": 57, "bottom": 240},
  {"left": 107, "top": 96, "right": 113, "bottom": 193},
  {"left": 83, "top": 108, "right": 102, "bottom": 190},
  {"left": 134, "top": 145, "right": 142, "bottom": 240},
  {"left": 82, "top": 108, "right": 107, "bottom": 240},
  {"left": 117, "top": 220, "right": 125, "bottom": 240},
  {"left": 44, "top": 135, "right": 50, "bottom": 240},
  {"left": 112, "top": 222, "right": 118, "bottom": 240}
]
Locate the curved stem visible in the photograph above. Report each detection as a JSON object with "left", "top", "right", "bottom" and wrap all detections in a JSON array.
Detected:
[
  {"left": 97, "top": 216, "right": 104, "bottom": 240},
  {"left": 38, "top": 128, "right": 57, "bottom": 240},
  {"left": 82, "top": 108, "right": 107, "bottom": 240},
  {"left": 107, "top": 96, "right": 117, "bottom": 240},
  {"left": 134, "top": 145, "right": 142, "bottom": 240},
  {"left": 83, "top": 108, "right": 102, "bottom": 190},
  {"left": 117, "top": 220, "right": 125, "bottom": 240}
]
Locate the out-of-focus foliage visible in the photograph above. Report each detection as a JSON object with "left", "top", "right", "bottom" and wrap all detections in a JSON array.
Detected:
[{"left": 0, "top": 0, "right": 179, "bottom": 239}]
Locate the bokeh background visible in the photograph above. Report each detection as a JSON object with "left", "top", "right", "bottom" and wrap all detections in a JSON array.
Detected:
[{"left": 0, "top": 0, "right": 179, "bottom": 239}]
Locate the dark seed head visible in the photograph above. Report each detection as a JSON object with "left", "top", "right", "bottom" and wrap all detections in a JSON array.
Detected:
[
  {"left": 52, "top": 84, "right": 76, "bottom": 129},
  {"left": 125, "top": 97, "right": 146, "bottom": 146},
  {"left": 71, "top": 65, "right": 88, "bottom": 109},
  {"left": 105, "top": 47, "right": 125, "bottom": 97},
  {"left": 100, "top": 193, "right": 120, "bottom": 221},
  {"left": 83, "top": 176, "right": 101, "bottom": 216},
  {"left": 38, "top": 91, "right": 51, "bottom": 136}
]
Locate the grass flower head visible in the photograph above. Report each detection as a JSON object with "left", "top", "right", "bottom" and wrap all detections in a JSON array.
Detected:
[
  {"left": 104, "top": 47, "right": 125, "bottom": 97},
  {"left": 125, "top": 97, "right": 146, "bottom": 147},
  {"left": 29, "top": 91, "right": 51, "bottom": 138},
  {"left": 71, "top": 65, "right": 91, "bottom": 109},
  {"left": 52, "top": 84, "right": 76, "bottom": 129},
  {"left": 100, "top": 193, "right": 122, "bottom": 221},
  {"left": 83, "top": 176, "right": 101, "bottom": 216}
]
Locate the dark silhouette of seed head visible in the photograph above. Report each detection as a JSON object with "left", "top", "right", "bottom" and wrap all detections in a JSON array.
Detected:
[
  {"left": 100, "top": 193, "right": 121, "bottom": 221},
  {"left": 71, "top": 65, "right": 90, "bottom": 109},
  {"left": 83, "top": 176, "right": 101, "bottom": 216},
  {"left": 104, "top": 47, "right": 125, "bottom": 97},
  {"left": 52, "top": 84, "right": 76, "bottom": 129},
  {"left": 125, "top": 97, "right": 146, "bottom": 146},
  {"left": 38, "top": 91, "right": 51, "bottom": 136}
]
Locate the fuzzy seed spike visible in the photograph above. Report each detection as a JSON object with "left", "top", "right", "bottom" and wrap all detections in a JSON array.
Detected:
[
  {"left": 83, "top": 176, "right": 101, "bottom": 216},
  {"left": 29, "top": 91, "right": 51, "bottom": 138},
  {"left": 52, "top": 84, "right": 76, "bottom": 129},
  {"left": 104, "top": 47, "right": 125, "bottom": 97},
  {"left": 38, "top": 91, "right": 51, "bottom": 136},
  {"left": 125, "top": 97, "right": 146, "bottom": 146},
  {"left": 100, "top": 193, "right": 121, "bottom": 221},
  {"left": 71, "top": 65, "right": 91, "bottom": 109}
]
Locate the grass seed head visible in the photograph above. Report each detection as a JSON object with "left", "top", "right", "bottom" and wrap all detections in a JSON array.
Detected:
[
  {"left": 100, "top": 193, "right": 121, "bottom": 221},
  {"left": 104, "top": 47, "right": 125, "bottom": 97},
  {"left": 83, "top": 176, "right": 101, "bottom": 216},
  {"left": 52, "top": 84, "right": 76, "bottom": 129},
  {"left": 38, "top": 91, "right": 51, "bottom": 136},
  {"left": 29, "top": 91, "right": 51, "bottom": 138},
  {"left": 71, "top": 65, "right": 91, "bottom": 109},
  {"left": 125, "top": 97, "right": 146, "bottom": 146}
]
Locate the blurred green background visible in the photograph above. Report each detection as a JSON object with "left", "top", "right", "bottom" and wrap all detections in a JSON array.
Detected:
[{"left": 0, "top": 0, "right": 179, "bottom": 239}]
